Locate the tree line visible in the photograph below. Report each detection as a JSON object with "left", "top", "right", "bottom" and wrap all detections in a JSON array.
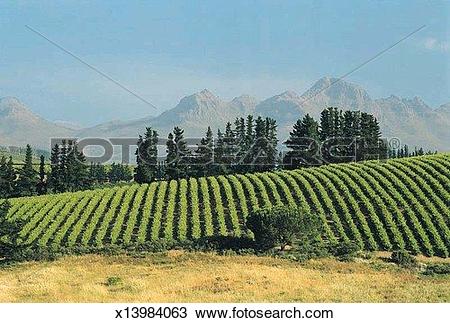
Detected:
[
  {"left": 135, "top": 108, "right": 392, "bottom": 182},
  {"left": 0, "top": 107, "right": 436, "bottom": 198},
  {"left": 134, "top": 115, "right": 278, "bottom": 183},
  {"left": 0, "top": 141, "right": 133, "bottom": 198}
]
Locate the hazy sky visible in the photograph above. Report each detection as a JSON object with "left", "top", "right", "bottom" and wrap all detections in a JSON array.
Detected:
[{"left": 0, "top": 0, "right": 449, "bottom": 126}]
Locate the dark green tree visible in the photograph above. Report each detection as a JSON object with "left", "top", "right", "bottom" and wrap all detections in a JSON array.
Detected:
[
  {"left": 0, "top": 156, "right": 15, "bottom": 198},
  {"left": 165, "top": 127, "right": 190, "bottom": 179},
  {"left": 221, "top": 122, "right": 237, "bottom": 172},
  {"left": 36, "top": 155, "right": 47, "bottom": 195},
  {"left": 109, "top": 163, "right": 133, "bottom": 183},
  {"left": 70, "top": 141, "right": 90, "bottom": 190},
  {"left": 135, "top": 127, "right": 159, "bottom": 183},
  {"left": 49, "top": 144, "right": 61, "bottom": 193},
  {"left": 193, "top": 126, "right": 214, "bottom": 177},
  {"left": 246, "top": 205, "right": 322, "bottom": 251},
  {"left": 58, "top": 140, "right": 69, "bottom": 192},
  {"left": 15, "top": 145, "right": 38, "bottom": 196},
  {"left": 90, "top": 163, "right": 108, "bottom": 184},
  {"left": 247, "top": 116, "right": 277, "bottom": 172},
  {"left": 283, "top": 114, "right": 320, "bottom": 168}
]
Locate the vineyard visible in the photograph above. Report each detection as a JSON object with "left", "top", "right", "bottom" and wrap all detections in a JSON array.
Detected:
[{"left": 4, "top": 154, "right": 450, "bottom": 257}]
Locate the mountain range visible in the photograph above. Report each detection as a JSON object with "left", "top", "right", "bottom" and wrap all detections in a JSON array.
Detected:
[{"left": 1, "top": 77, "right": 449, "bottom": 152}]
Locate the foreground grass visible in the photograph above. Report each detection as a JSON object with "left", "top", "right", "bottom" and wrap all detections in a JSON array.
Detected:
[{"left": 0, "top": 252, "right": 449, "bottom": 303}]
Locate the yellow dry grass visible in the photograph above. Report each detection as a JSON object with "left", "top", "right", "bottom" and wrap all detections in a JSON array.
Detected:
[{"left": 0, "top": 251, "right": 448, "bottom": 303}]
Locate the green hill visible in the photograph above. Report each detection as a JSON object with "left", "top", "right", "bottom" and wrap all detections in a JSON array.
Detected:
[{"left": 5, "top": 154, "right": 450, "bottom": 257}]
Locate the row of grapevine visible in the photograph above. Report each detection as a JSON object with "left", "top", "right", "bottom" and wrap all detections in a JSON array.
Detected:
[
  {"left": 333, "top": 165, "right": 405, "bottom": 249},
  {"left": 51, "top": 192, "right": 94, "bottom": 245},
  {"left": 188, "top": 178, "right": 202, "bottom": 240},
  {"left": 257, "top": 173, "right": 283, "bottom": 206},
  {"left": 383, "top": 162, "right": 450, "bottom": 251},
  {"left": 20, "top": 195, "right": 69, "bottom": 239},
  {"left": 354, "top": 163, "right": 432, "bottom": 255},
  {"left": 11, "top": 196, "right": 50, "bottom": 222},
  {"left": 111, "top": 185, "right": 140, "bottom": 244},
  {"left": 137, "top": 182, "right": 158, "bottom": 243},
  {"left": 305, "top": 168, "right": 364, "bottom": 248},
  {"left": 396, "top": 159, "right": 450, "bottom": 210},
  {"left": 218, "top": 176, "right": 241, "bottom": 236},
  {"left": 247, "top": 173, "right": 272, "bottom": 209},
  {"left": 67, "top": 188, "right": 110, "bottom": 246},
  {"left": 37, "top": 193, "right": 86, "bottom": 246},
  {"left": 317, "top": 166, "right": 381, "bottom": 250},
  {"left": 208, "top": 177, "right": 227, "bottom": 236},
  {"left": 362, "top": 163, "right": 441, "bottom": 256},
  {"left": 123, "top": 184, "right": 149, "bottom": 244},
  {"left": 93, "top": 187, "right": 127, "bottom": 246},
  {"left": 416, "top": 159, "right": 450, "bottom": 199},
  {"left": 235, "top": 174, "right": 259, "bottom": 212},
  {"left": 335, "top": 164, "right": 414, "bottom": 252},
  {"left": 266, "top": 173, "right": 296, "bottom": 207},
  {"left": 7, "top": 198, "right": 39, "bottom": 220},
  {"left": 288, "top": 171, "right": 341, "bottom": 243},
  {"left": 150, "top": 181, "right": 168, "bottom": 240},
  {"left": 199, "top": 177, "right": 214, "bottom": 236},
  {"left": 25, "top": 196, "right": 75, "bottom": 245},
  {"left": 274, "top": 172, "right": 310, "bottom": 211},
  {"left": 163, "top": 180, "right": 178, "bottom": 241},
  {"left": 302, "top": 170, "right": 364, "bottom": 247},
  {"left": 227, "top": 175, "right": 249, "bottom": 220},
  {"left": 177, "top": 179, "right": 188, "bottom": 241}
]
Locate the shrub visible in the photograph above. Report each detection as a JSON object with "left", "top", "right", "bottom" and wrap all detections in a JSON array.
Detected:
[
  {"left": 106, "top": 276, "right": 122, "bottom": 286},
  {"left": 423, "top": 263, "right": 450, "bottom": 276},
  {"left": 390, "top": 249, "right": 417, "bottom": 268},
  {"left": 246, "top": 205, "right": 322, "bottom": 251},
  {"left": 194, "top": 235, "right": 255, "bottom": 252},
  {"left": 330, "top": 241, "right": 361, "bottom": 261}
]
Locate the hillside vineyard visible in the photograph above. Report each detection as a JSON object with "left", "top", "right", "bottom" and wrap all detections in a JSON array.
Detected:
[{"left": 5, "top": 154, "right": 450, "bottom": 257}]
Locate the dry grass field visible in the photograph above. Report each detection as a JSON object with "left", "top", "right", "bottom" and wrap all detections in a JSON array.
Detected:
[{"left": 0, "top": 251, "right": 449, "bottom": 303}]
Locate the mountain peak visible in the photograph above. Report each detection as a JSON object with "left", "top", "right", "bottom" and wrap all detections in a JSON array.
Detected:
[
  {"left": 0, "top": 96, "right": 33, "bottom": 116},
  {"left": 197, "top": 89, "right": 217, "bottom": 100},
  {"left": 313, "top": 76, "right": 340, "bottom": 88},
  {"left": 300, "top": 76, "right": 372, "bottom": 112},
  {"left": 0, "top": 96, "right": 22, "bottom": 105}
]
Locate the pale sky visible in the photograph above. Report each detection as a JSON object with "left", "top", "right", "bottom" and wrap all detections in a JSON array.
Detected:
[{"left": 0, "top": 0, "right": 449, "bottom": 126}]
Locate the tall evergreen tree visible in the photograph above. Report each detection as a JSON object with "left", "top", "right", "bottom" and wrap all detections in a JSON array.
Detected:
[
  {"left": 359, "top": 113, "right": 384, "bottom": 161},
  {"left": 0, "top": 156, "right": 15, "bottom": 198},
  {"left": 174, "top": 126, "right": 190, "bottom": 178},
  {"left": 90, "top": 163, "right": 108, "bottom": 184},
  {"left": 165, "top": 127, "right": 190, "bottom": 179},
  {"left": 135, "top": 127, "right": 159, "bottom": 183},
  {"left": 248, "top": 116, "right": 276, "bottom": 172},
  {"left": 49, "top": 143, "right": 61, "bottom": 193},
  {"left": 193, "top": 126, "right": 214, "bottom": 177},
  {"left": 234, "top": 117, "right": 247, "bottom": 171},
  {"left": 109, "top": 163, "right": 133, "bottom": 183},
  {"left": 283, "top": 114, "right": 320, "bottom": 168},
  {"left": 36, "top": 155, "right": 47, "bottom": 195},
  {"left": 239, "top": 115, "right": 255, "bottom": 170},
  {"left": 16, "top": 145, "right": 38, "bottom": 196},
  {"left": 214, "top": 129, "right": 227, "bottom": 175},
  {"left": 222, "top": 122, "right": 238, "bottom": 172},
  {"left": 69, "top": 141, "right": 90, "bottom": 191},
  {"left": 58, "top": 140, "right": 69, "bottom": 192},
  {"left": 265, "top": 117, "right": 278, "bottom": 168},
  {"left": 165, "top": 132, "right": 177, "bottom": 179}
]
